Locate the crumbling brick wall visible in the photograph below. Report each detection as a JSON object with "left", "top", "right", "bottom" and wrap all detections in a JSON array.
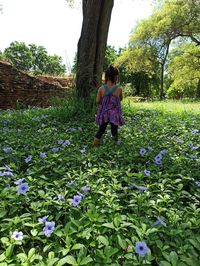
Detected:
[{"left": 0, "top": 60, "right": 71, "bottom": 109}]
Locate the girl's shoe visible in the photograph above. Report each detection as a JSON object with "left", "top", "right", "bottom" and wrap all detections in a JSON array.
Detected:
[{"left": 93, "top": 137, "right": 100, "bottom": 146}]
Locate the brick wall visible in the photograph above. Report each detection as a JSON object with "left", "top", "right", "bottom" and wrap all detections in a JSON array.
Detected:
[{"left": 0, "top": 61, "right": 71, "bottom": 109}]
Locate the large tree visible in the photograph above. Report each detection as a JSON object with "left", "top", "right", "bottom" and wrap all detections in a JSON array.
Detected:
[
  {"left": 117, "top": 0, "right": 200, "bottom": 99},
  {"left": 76, "top": 0, "right": 114, "bottom": 98},
  {"left": 3, "top": 41, "right": 66, "bottom": 75},
  {"left": 167, "top": 43, "right": 200, "bottom": 98}
]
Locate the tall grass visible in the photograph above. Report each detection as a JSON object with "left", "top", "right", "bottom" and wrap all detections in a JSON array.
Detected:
[{"left": 123, "top": 98, "right": 200, "bottom": 116}]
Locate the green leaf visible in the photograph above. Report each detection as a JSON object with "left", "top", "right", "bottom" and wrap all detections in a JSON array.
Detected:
[
  {"left": 104, "top": 246, "right": 119, "bottom": 258},
  {"left": 28, "top": 248, "right": 36, "bottom": 259},
  {"left": 80, "top": 256, "right": 93, "bottom": 265},
  {"left": 57, "top": 256, "right": 77, "bottom": 266},
  {"left": 188, "top": 239, "right": 200, "bottom": 250},
  {"left": 5, "top": 244, "right": 14, "bottom": 258},
  {"left": 47, "top": 258, "right": 59, "bottom": 266},
  {"left": 97, "top": 236, "right": 109, "bottom": 246},
  {"left": 170, "top": 251, "right": 178, "bottom": 266},
  {"left": 31, "top": 229, "right": 38, "bottom": 236},
  {"left": 160, "top": 261, "right": 172, "bottom": 266},
  {"left": 1, "top": 237, "right": 9, "bottom": 246},
  {"left": 113, "top": 215, "right": 122, "bottom": 228},
  {"left": 48, "top": 252, "right": 55, "bottom": 259},
  {"left": 16, "top": 253, "right": 27, "bottom": 262},
  {"left": 54, "top": 230, "right": 63, "bottom": 237},
  {"left": 117, "top": 235, "right": 127, "bottom": 249},
  {"left": 72, "top": 244, "right": 84, "bottom": 250},
  {"left": 102, "top": 222, "right": 115, "bottom": 229},
  {"left": 0, "top": 253, "right": 6, "bottom": 262},
  {"left": 0, "top": 210, "right": 7, "bottom": 218}
]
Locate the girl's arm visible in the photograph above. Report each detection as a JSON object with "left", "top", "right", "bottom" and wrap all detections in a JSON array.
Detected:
[{"left": 96, "top": 87, "right": 102, "bottom": 104}]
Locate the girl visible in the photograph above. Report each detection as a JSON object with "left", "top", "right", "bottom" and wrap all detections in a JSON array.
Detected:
[{"left": 93, "top": 65, "right": 124, "bottom": 145}]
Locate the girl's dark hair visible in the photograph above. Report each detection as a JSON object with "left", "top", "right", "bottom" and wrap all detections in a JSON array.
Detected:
[{"left": 105, "top": 65, "right": 119, "bottom": 83}]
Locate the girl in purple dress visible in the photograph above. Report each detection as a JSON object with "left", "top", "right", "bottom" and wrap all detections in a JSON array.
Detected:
[{"left": 93, "top": 65, "right": 124, "bottom": 146}]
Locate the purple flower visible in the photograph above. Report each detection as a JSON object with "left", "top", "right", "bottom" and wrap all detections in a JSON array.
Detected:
[
  {"left": 12, "top": 231, "right": 23, "bottom": 241},
  {"left": 148, "top": 146, "right": 153, "bottom": 152},
  {"left": 144, "top": 170, "right": 150, "bottom": 176},
  {"left": 14, "top": 178, "right": 24, "bottom": 185},
  {"left": 38, "top": 216, "right": 48, "bottom": 223},
  {"left": 195, "top": 181, "right": 200, "bottom": 187},
  {"left": 57, "top": 139, "right": 64, "bottom": 145},
  {"left": 80, "top": 146, "right": 86, "bottom": 154},
  {"left": 190, "top": 154, "right": 197, "bottom": 159},
  {"left": 40, "top": 114, "right": 48, "bottom": 119},
  {"left": 131, "top": 183, "right": 147, "bottom": 193},
  {"left": 51, "top": 147, "right": 59, "bottom": 153},
  {"left": 176, "top": 138, "right": 184, "bottom": 144},
  {"left": 68, "top": 180, "right": 76, "bottom": 185},
  {"left": 192, "top": 129, "right": 199, "bottom": 134},
  {"left": 154, "top": 217, "right": 167, "bottom": 227},
  {"left": 3, "top": 127, "right": 9, "bottom": 132},
  {"left": 160, "top": 149, "right": 168, "bottom": 155},
  {"left": 137, "top": 186, "right": 147, "bottom": 193},
  {"left": 135, "top": 241, "right": 149, "bottom": 257},
  {"left": 139, "top": 148, "right": 146, "bottom": 156},
  {"left": 190, "top": 146, "right": 198, "bottom": 151},
  {"left": 154, "top": 154, "right": 162, "bottom": 165},
  {"left": 18, "top": 183, "right": 29, "bottom": 194},
  {"left": 43, "top": 221, "right": 55, "bottom": 237},
  {"left": 71, "top": 195, "right": 82, "bottom": 206},
  {"left": 0, "top": 170, "right": 13, "bottom": 177},
  {"left": 3, "top": 147, "right": 12, "bottom": 153},
  {"left": 81, "top": 186, "right": 90, "bottom": 194},
  {"left": 57, "top": 195, "right": 65, "bottom": 201},
  {"left": 25, "top": 155, "right": 32, "bottom": 163},
  {"left": 62, "top": 140, "right": 71, "bottom": 146},
  {"left": 40, "top": 152, "right": 46, "bottom": 158}
]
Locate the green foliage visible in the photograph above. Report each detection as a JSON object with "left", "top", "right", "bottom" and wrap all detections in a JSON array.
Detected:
[
  {"left": 117, "top": 0, "right": 200, "bottom": 98},
  {"left": 4, "top": 42, "right": 33, "bottom": 71},
  {"left": 0, "top": 50, "right": 6, "bottom": 60},
  {"left": 167, "top": 43, "right": 200, "bottom": 99},
  {"left": 3, "top": 41, "right": 66, "bottom": 75},
  {"left": 0, "top": 101, "right": 200, "bottom": 265},
  {"left": 103, "top": 45, "right": 118, "bottom": 71}
]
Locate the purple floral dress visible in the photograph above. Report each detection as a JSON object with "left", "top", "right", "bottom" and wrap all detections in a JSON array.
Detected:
[{"left": 96, "top": 84, "right": 124, "bottom": 126}]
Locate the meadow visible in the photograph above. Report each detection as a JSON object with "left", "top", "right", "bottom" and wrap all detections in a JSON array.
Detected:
[{"left": 0, "top": 100, "right": 200, "bottom": 266}]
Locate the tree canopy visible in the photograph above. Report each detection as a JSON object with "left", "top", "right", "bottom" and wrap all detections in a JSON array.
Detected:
[
  {"left": 2, "top": 41, "right": 66, "bottom": 76},
  {"left": 116, "top": 0, "right": 200, "bottom": 99}
]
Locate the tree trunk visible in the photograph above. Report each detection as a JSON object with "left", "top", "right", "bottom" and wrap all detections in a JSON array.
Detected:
[
  {"left": 76, "top": 0, "right": 114, "bottom": 98},
  {"left": 159, "top": 41, "right": 171, "bottom": 100},
  {"left": 160, "top": 63, "right": 164, "bottom": 99},
  {"left": 196, "top": 79, "right": 200, "bottom": 98}
]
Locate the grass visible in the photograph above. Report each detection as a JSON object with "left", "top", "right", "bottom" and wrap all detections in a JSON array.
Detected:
[{"left": 0, "top": 99, "right": 200, "bottom": 266}]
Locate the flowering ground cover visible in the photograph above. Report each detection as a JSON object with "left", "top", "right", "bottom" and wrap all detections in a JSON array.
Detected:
[{"left": 0, "top": 101, "right": 200, "bottom": 266}]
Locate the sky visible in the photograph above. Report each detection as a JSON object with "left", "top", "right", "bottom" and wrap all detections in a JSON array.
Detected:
[{"left": 0, "top": 0, "right": 153, "bottom": 72}]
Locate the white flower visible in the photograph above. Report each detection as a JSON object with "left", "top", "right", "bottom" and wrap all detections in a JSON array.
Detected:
[{"left": 12, "top": 231, "right": 23, "bottom": 241}]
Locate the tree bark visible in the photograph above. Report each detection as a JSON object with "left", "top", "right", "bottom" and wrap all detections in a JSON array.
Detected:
[
  {"left": 159, "top": 41, "right": 171, "bottom": 99},
  {"left": 160, "top": 63, "right": 164, "bottom": 99},
  {"left": 76, "top": 0, "right": 114, "bottom": 98},
  {"left": 196, "top": 79, "right": 200, "bottom": 98}
]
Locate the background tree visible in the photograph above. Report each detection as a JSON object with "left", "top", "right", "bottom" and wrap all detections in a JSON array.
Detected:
[
  {"left": 117, "top": 0, "right": 200, "bottom": 99},
  {"left": 167, "top": 43, "right": 200, "bottom": 98},
  {"left": 3, "top": 41, "right": 66, "bottom": 75},
  {"left": 4, "top": 41, "right": 33, "bottom": 71},
  {"left": 103, "top": 45, "right": 118, "bottom": 71}
]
